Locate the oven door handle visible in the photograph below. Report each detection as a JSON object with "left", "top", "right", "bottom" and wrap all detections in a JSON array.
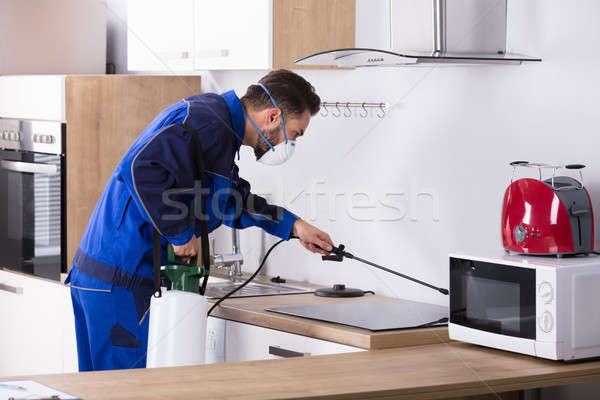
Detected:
[{"left": 0, "top": 160, "right": 58, "bottom": 174}]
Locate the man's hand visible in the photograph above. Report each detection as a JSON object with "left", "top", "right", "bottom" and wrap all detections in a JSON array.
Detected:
[
  {"left": 292, "top": 219, "right": 334, "bottom": 255},
  {"left": 172, "top": 236, "right": 198, "bottom": 264}
]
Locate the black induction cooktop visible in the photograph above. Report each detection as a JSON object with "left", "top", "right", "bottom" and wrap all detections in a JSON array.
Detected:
[{"left": 266, "top": 299, "right": 448, "bottom": 331}]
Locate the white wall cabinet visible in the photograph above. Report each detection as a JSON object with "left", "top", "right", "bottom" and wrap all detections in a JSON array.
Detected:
[
  {"left": 127, "top": 0, "right": 271, "bottom": 71},
  {"left": 194, "top": 0, "right": 272, "bottom": 70},
  {"left": 127, "top": 0, "right": 355, "bottom": 71},
  {"left": 0, "top": 270, "right": 77, "bottom": 377},
  {"left": 206, "top": 319, "right": 364, "bottom": 364},
  {"left": 127, "top": 0, "right": 196, "bottom": 72}
]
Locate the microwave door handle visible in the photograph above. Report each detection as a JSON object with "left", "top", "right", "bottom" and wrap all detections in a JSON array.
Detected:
[{"left": 0, "top": 160, "right": 58, "bottom": 174}]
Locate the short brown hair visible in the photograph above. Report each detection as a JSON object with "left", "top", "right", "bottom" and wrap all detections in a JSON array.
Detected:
[{"left": 241, "top": 69, "right": 321, "bottom": 118}]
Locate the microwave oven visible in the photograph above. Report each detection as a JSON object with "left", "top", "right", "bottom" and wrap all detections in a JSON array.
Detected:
[{"left": 449, "top": 253, "right": 600, "bottom": 360}]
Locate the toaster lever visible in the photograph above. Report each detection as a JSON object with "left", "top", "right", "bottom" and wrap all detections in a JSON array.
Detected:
[{"left": 571, "top": 204, "right": 589, "bottom": 216}]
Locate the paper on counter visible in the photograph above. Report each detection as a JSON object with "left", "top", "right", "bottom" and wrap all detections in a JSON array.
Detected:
[{"left": 0, "top": 380, "right": 78, "bottom": 400}]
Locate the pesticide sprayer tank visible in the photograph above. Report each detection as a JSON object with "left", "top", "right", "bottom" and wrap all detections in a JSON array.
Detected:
[{"left": 146, "top": 263, "right": 207, "bottom": 368}]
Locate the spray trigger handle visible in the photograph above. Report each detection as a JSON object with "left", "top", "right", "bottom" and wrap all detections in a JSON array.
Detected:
[
  {"left": 321, "top": 244, "right": 348, "bottom": 262},
  {"left": 322, "top": 253, "right": 344, "bottom": 262}
]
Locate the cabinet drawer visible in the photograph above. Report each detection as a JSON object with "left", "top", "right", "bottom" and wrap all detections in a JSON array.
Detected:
[{"left": 225, "top": 320, "right": 364, "bottom": 363}]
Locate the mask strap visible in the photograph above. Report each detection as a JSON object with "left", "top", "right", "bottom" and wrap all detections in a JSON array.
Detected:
[
  {"left": 258, "top": 83, "right": 288, "bottom": 144},
  {"left": 243, "top": 108, "right": 275, "bottom": 152}
]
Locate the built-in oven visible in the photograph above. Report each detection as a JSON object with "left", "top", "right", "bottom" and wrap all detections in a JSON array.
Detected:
[{"left": 0, "top": 119, "right": 65, "bottom": 281}]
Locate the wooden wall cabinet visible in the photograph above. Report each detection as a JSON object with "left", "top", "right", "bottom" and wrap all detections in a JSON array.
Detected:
[
  {"left": 127, "top": 0, "right": 355, "bottom": 71},
  {"left": 273, "top": 0, "right": 355, "bottom": 69},
  {"left": 65, "top": 75, "right": 202, "bottom": 267}
]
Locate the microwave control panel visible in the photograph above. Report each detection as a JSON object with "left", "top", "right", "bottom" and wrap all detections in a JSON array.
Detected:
[{"left": 536, "top": 270, "right": 557, "bottom": 343}]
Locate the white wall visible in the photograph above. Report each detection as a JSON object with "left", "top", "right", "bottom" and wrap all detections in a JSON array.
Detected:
[
  {"left": 0, "top": 0, "right": 106, "bottom": 74},
  {"left": 200, "top": 0, "right": 600, "bottom": 310}
]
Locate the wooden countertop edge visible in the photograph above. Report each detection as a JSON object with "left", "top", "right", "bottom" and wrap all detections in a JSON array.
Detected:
[
  {"left": 359, "top": 371, "right": 600, "bottom": 400},
  {"left": 7, "top": 343, "right": 600, "bottom": 400},
  {"left": 208, "top": 272, "right": 450, "bottom": 350},
  {"left": 207, "top": 275, "right": 450, "bottom": 350},
  {"left": 370, "top": 326, "right": 450, "bottom": 349},
  {"left": 11, "top": 371, "right": 600, "bottom": 400},
  {"left": 210, "top": 302, "right": 449, "bottom": 350},
  {"left": 322, "top": 373, "right": 600, "bottom": 400},
  {"left": 421, "top": 370, "right": 600, "bottom": 400}
]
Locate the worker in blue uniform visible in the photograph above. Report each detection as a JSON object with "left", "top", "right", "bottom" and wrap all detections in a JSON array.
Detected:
[{"left": 65, "top": 70, "right": 334, "bottom": 371}]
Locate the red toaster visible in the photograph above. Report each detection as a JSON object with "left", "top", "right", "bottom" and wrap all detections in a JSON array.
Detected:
[{"left": 501, "top": 161, "right": 594, "bottom": 256}]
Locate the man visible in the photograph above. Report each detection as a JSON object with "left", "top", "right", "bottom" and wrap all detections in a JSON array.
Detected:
[{"left": 66, "top": 69, "right": 334, "bottom": 371}]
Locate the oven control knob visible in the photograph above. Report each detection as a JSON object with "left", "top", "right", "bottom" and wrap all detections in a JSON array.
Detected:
[
  {"left": 539, "top": 311, "right": 554, "bottom": 333},
  {"left": 37, "top": 134, "right": 54, "bottom": 144},
  {"left": 538, "top": 281, "right": 554, "bottom": 305},
  {"left": 1, "top": 130, "right": 7, "bottom": 140}
]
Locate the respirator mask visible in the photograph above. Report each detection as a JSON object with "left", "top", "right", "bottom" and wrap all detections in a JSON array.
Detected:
[{"left": 245, "top": 83, "right": 295, "bottom": 166}]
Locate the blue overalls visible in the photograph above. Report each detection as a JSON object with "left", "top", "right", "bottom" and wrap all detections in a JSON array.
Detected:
[{"left": 65, "top": 91, "right": 298, "bottom": 371}]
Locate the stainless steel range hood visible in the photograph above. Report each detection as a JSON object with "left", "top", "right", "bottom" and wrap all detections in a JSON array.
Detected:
[{"left": 295, "top": 0, "right": 541, "bottom": 67}]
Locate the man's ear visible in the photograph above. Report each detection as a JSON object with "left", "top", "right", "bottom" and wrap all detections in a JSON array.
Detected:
[{"left": 266, "top": 107, "right": 281, "bottom": 126}]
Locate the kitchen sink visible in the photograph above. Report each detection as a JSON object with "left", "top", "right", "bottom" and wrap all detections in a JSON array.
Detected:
[{"left": 204, "top": 280, "right": 313, "bottom": 299}]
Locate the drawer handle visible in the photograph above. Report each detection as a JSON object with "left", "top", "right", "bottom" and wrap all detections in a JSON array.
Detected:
[
  {"left": 196, "top": 49, "right": 230, "bottom": 58},
  {"left": 0, "top": 283, "right": 23, "bottom": 294},
  {"left": 268, "top": 346, "right": 308, "bottom": 358}
]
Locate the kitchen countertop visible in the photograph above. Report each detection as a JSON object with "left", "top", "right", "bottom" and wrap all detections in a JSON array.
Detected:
[
  {"left": 0, "top": 267, "right": 449, "bottom": 350},
  {"left": 207, "top": 286, "right": 449, "bottom": 350},
  {"left": 8, "top": 342, "right": 600, "bottom": 400}
]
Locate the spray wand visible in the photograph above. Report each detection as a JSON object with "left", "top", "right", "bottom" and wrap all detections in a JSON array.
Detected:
[{"left": 320, "top": 243, "right": 449, "bottom": 295}]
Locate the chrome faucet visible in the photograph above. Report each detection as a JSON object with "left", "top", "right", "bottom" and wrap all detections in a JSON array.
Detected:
[
  {"left": 211, "top": 228, "right": 244, "bottom": 282},
  {"left": 230, "top": 228, "right": 242, "bottom": 279}
]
